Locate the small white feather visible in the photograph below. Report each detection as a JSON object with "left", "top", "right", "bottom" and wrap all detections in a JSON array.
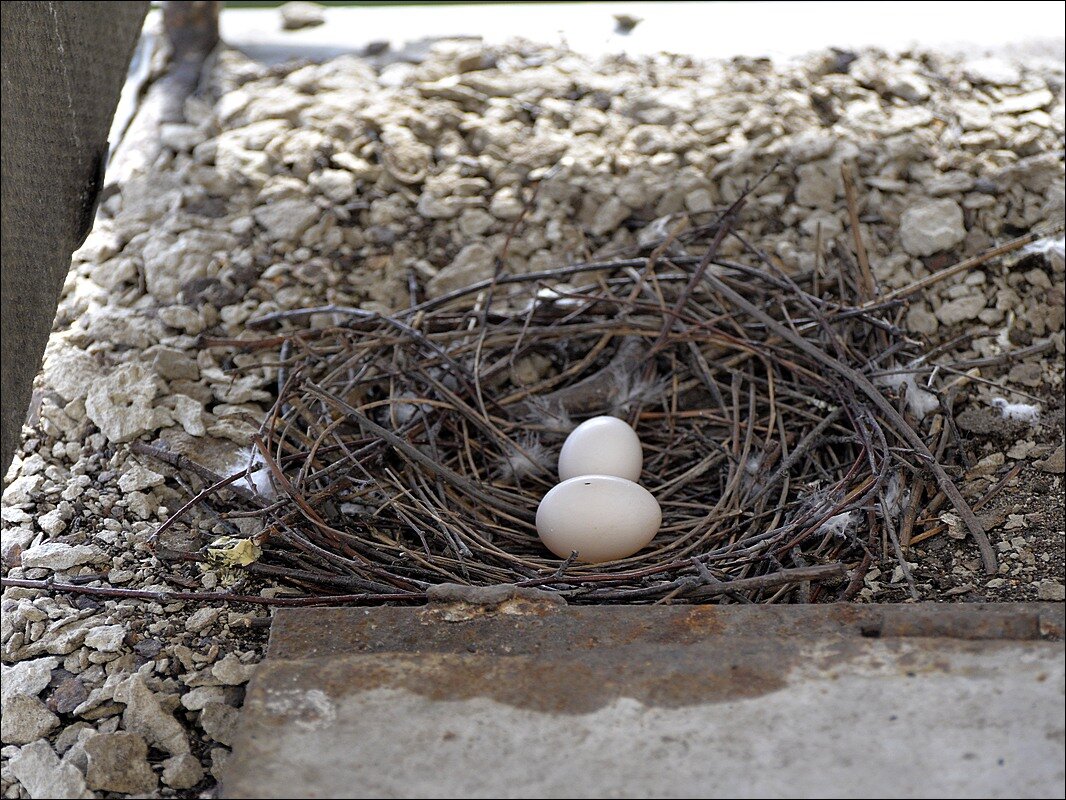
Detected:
[
  {"left": 1022, "top": 236, "right": 1065, "bottom": 267},
  {"left": 880, "top": 473, "right": 907, "bottom": 521},
  {"left": 991, "top": 397, "right": 1040, "bottom": 424},
  {"left": 819, "top": 511, "right": 857, "bottom": 539},
  {"left": 497, "top": 435, "right": 552, "bottom": 482},
  {"left": 226, "top": 446, "right": 278, "bottom": 500},
  {"left": 876, "top": 370, "right": 939, "bottom": 419}
]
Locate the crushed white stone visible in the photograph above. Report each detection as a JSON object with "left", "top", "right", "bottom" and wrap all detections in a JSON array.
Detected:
[{"left": 2, "top": 38, "right": 1063, "bottom": 800}]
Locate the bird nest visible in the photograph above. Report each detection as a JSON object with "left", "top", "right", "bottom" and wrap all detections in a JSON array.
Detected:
[{"left": 158, "top": 209, "right": 1001, "bottom": 605}]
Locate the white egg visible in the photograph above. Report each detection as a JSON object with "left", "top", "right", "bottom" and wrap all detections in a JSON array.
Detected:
[
  {"left": 536, "top": 475, "right": 662, "bottom": 563},
  {"left": 558, "top": 415, "right": 643, "bottom": 481}
]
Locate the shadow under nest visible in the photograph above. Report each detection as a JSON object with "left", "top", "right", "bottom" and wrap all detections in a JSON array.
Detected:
[{"left": 166, "top": 216, "right": 997, "bottom": 605}]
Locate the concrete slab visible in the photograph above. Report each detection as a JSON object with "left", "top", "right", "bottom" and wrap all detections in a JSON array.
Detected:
[
  {"left": 223, "top": 602, "right": 1065, "bottom": 798},
  {"left": 216, "top": 1, "right": 1066, "bottom": 65}
]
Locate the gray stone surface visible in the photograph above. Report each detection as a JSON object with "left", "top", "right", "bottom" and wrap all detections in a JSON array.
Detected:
[
  {"left": 900, "top": 198, "right": 967, "bottom": 256},
  {"left": 115, "top": 673, "right": 190, "bottom": 756},
  {"left": 19, "top": 543, "right": 108, "bottom": 572},
  {"left": 0, "top": 695, "right": 60, "bottom": 746},
  {"left": 222, "top": 605, "right": 1066, "bottom": 799},
  {"left": 1, "top": 657, "right": 57, "bottom": 701},
  {"left": 83, "top": 624, "right": 126, "bottom": 653},
  {"left": 84, "top": 362, "right": 171, "bottom": 444},
  {"left": 84, "top": 732, "right": 157, "bottom": 794},
  {"left": 8, "top": 740, "right": 89, "bottom": 800},
  {"left": 212, "top": 654, "right": 257, "bottom": 686},
  {"left": 1, "top": 657, "right": 60, "bottom": 745},
  {"left": 280, "top": 1, "right": 325, "bottom": 31},
  {"left": 162, "top": 753, "right": 205, "bottom": 790},
  {"left": 199, "top": 704, "right": 239, "bottom": 747}
]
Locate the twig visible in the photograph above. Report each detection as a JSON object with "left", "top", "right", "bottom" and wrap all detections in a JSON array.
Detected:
[
  {"left": 874, "top": 229, "right": 1052, "bottom": 307},
  {"left": 130, "top": 441, "right": 260, "bottom": 503},
  {"left": 840, "top": 162, "right": 875, "bottom": 301},
  {"left": 686, "top": 563, "right": 847, "bottom": 599},
  {"left": 0, "top": 577, "right": 423, "bottom": 606}
]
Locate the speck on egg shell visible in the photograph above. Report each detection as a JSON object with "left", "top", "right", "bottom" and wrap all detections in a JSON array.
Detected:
[
  {"left": 536, "top": 475, "right": 662, "bottom": 563},
  {"left": 557, "top": 415, "right": 643, "bottom": 481}
]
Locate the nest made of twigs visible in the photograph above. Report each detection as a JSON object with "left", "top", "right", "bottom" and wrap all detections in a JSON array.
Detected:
[{"left": 162, "top": 208, "right": 1005, "bottom": 605}]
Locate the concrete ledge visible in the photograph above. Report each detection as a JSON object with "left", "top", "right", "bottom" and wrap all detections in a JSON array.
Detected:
[
  {"left": 223, "top": 604, "right": 1066, "bottom": 798},
  {"left": 217, "top": 2, "right": 1065, "bottom": 65}
]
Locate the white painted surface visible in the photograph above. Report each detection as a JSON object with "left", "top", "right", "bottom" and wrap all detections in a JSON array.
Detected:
[{"left": 219, "top": 1, "right": 1065, "bottom": 64}]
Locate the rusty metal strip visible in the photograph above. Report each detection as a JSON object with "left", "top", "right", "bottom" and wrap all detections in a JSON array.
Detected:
[{"left": 266, "top": 602, "right": 1064, "bottom": 660}]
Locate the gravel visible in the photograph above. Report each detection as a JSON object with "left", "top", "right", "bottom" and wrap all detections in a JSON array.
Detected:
[
  {"left": 2, "top": 37, "right": 1063, "bottom": 798},
  {"left": 7, "top": 740, "right": 89, "bottom": 800}
]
